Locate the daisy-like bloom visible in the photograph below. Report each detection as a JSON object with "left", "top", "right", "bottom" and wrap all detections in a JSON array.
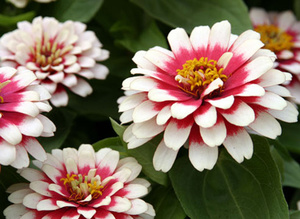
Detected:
[
  {"left": 118, "top": 20, "right": 298, "bottom": 172},
  {"left": 249, "top": 8, "right": 300, "bottom": 103},
  {"left": 0, "top": 66, "right": 55, "bottom": 169},
  {"left": 4, "top": 144, "right": 155, "bottom": 219},
  {"left": 7, "top": 0, "right": 56, "bottom": 8},
  {"left": 0, "top": 16, "right": 109, "bottom": 107}
]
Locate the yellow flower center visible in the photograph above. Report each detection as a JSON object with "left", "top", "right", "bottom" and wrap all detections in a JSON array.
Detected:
[
  {"left": 30, "top": 34, "right": 72, "bottom": 68},
  {"left": 0, "top": 80, "right": 11, "bottom": 103},
  {"left": 175, "top": 57, "right": 227, "bottom": 98},
  {"left": 254, "top": 24, "right": 294, "bottom": 52},
  {"left": 60, "top": 173, "right": 104, "bottom": 204}
]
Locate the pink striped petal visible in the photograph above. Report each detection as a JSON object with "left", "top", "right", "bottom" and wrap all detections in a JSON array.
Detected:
[
  {"left": 97, "top": 150, "right": 119, "bottom": 178},
  {"left": 219, "top": 100, "right": 255, "bottom": 126},
  {"left": 190, "top": 26, "right": 210, "bottom": 57},
  {"left": 194, "top": 104, "right": 217, "bottom": 128},
  {"left": 207, "top": 21, "right": 231, "bottom": 60},
  {"left": 167, "top": 28, "right": 195, "bottom": 63},
  {"left": 170, "top": 98, "right": 202, "bottom": 119},
  {"left": 153, "top": 140, "right": 179, "bottom": 172}
]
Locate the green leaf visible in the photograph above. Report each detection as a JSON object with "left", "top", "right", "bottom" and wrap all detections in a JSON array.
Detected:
[
  {"left": 93, "top": 137, "right": 127, "bottom": 156},
  {"left": 131, "top": 0, "right": 252, "bottom": 34},
  {"left": 48, "top": 0, "right": 104, "bottom": 22},
  {"left": 127, "top": 135, "right": 168, "bottom": 186},
  {"left": 146, "top": 186, "right": 186, "bottom": 219},
  {"left": 37, "top": 108, "right": 76, "bottom": 152},
  {"left": 109, "top": 118, "right": 126, "bottom": 137},
  {"left": 269, "top": 139, "right": 300, "bottom": 189},
  {"left": 116, "top": 20, "right": 168, "bottom": 53},
  {"left": 169, "top": 135, "right": 289, "bottom": 219},
  {"left": 290, "top": 210, "right": 300, "bottom": 219},
  {"left": 278, "top": 122, "right": 300, "bottom": 154},
  {"left": 294, "top": 0, "right": 300, "bottom": 20},
  {"left": 0, "top": 166, "right": 25, "bottom": 219},
  {"left": 0, "top": 11, "right": 35, "bottom": 27}
]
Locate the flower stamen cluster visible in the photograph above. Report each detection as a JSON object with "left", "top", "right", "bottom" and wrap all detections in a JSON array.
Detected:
[
  {"left": 254, "top": 25, "right": 294, "bottom": 52},
  {"left": 175, "top": 57, "right": 227, "bottom": 98}
]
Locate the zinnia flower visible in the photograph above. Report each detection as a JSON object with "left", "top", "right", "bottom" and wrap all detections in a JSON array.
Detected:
[
  {"left": 249, "top": 8, "right": 300, "bottom": 103},
  {"left": 0, "top": 16, "right": 109, "bottom": 107},
  {"left": 7, "top": 0, "right": 56, "bottom": 8},
  {"left": 118, "top": 20, "right": 298, "bottom": 172},
  {"left": 0, "top": 66, "right": 55, "bottom": 169},
  {"left": 4, "top": 144, "right": 155, "bottom": 219}
]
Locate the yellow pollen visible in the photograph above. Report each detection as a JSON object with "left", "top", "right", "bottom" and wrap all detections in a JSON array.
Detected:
[
  {"left": 175, "top": 57, "right": 227, "bottom": 98},
  {"left": 254, "top": 24, "right": 294, "bottom": 52},
  {"left": 60, "top": 173, "right": 104, "bottom": 204},
  {"left": 32, "top": 35, "right": 72, "bottom": 69},
  {"left": 0, "top": 80, "right": 11, "bottom": 103}
]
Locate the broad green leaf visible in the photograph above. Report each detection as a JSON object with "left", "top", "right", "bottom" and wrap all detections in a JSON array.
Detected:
[
  {"left": 37, "top": 108, "right": 76, "bottom": 152},
  {"left": 295, "top": 0, "right": 300, "bottom": 20},
  {"left": 0, "top": 11, "right": 35, "bottom": 27},
  {"left": 0, "top": 166, "right": 25, "bottom": 219},
  {"left": 169, "top": 135, "right": 288, "bottom": 219},
  {"left": 146, "top": 186, "right": 186, "bottom": 219},
  {"left": 116, "top": 21, "right": 168, "bottom": 53},
  {"left": 47, "top": 0, "right": 104, "bottom": 22},
  {"left": 269, "top": 139, "right": 300, "bottom": 189},
  {"left": 131, "top": 0, "right": 252, "bottom": 34},
  {"left": 278, "top": 122, "right": 300, "bottom": 154}
]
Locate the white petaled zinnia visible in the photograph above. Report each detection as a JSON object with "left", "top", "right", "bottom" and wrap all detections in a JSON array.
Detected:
[
  {"left": 0, "top": 66, "right": 55, "bottom": 169},
  {"left": 7, "top": 0, "right": 56, "bottom": 9},
  {"left": 118, "top": 20, "right": 298, "bottom": 172},
  {"left": 250, "top": 8, "right": 300, "bottom": 104},
  {"left": 0, "top": 16, "right": 109, "bottom": 107},
  {"left": 4, "top": 144, "right": 155, "bottom": 219}
]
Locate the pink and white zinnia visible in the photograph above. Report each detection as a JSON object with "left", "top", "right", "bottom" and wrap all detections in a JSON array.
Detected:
[
  {"left": 0, "top": 66, "right": 55, "bottom": 169},
  {"left": 250, "top": 8, "right": 300, "bottom": 103},
  {"left": 119, "top": 20, "right": 298, "bottom": 172},
  {"left": 0, "top": 16, "right": 109, "bottom": 107},
  {"left": 4, "top": 144, "right": 155, "bottom": 219}
]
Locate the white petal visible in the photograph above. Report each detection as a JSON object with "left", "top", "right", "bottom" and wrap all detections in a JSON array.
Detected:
[
  {"left": 148, "top": 88, "right": 181, "bottom": 102},
  {"left": 18, "top": 117, "right": 43, "bottom": 137},
  {"left": 249, "top": 111, "right": 281, "bottom": 139},
  {"left": 194, "top": 105, "right": 217, "bottom": 128},
  {"left": 50, "top": 90, "right": 69, "bottom": 107},
  {"left": 23, "top": 193, "right": 43, "bottom": 208},
  {"left": 132, "top": 118, "right": 164, "bottom": 138},
  {"left": 200, "top": 120, "right": 226, "bottom": 147},
  {"left": 258, "top": 69, "right": 286, "bottom": 87},
  {"left": 98, "top": 150, "right": 120, "bottom": 174},
  {"left": 125, "top": 199, "right": 148, "bottom": 215},
  {"left": 132, "top": 100, "right": 159, "bottom": 123},
  {"left": 190, "top": 26, "right": 210, "bottom": 54},
  {"left": 256, "top": 92, "right": 287, "bottom": 110},
  {"left": 91, "top": 64, "right": 109, "bottom": 80},
  {"left": 132, "top": 50, "right": 157, "bottom": 71},
  {"left": 70, "top": 78, "right": 92, "bottom": 97},
  {"left": 0, "top": 141, "right": 16, "bottom": 165},
  {"left": 0, "top": 123, "right": 22, "bottom": 145},
  {"left": 123, "top": 184, "right": 148, "bottom": 199},
  {"left": 156, "top": 105, "right": 171, "bottom": 125},
  {"left": 119, "top": 93, "right": 147, "bottom": 112},
  {"left": 268, "top": 101, "right": 298, "bottom": 123},
  {"left": 170, "top": 101, "right": 200, "bottom": 119},
  {"left": 153, "top": 140, "right": 178, "bottom": 172},
  {"left": 129, "top": 77, "right": 157, "bottom": 92},
  {"left": 42, "top": 164, "right": 62, "bottom": 184},
  {"left": 8, "top": 189, "right": 32, "bottom": 204},
  {"left": 189, "top": 142, "right": 218, "bottom": 171},
  {"left": 77, "top": 207, "right": 96, "bottom": 218},
  {"left": 105, "top": 197, "right": 131, "bottom": 212},
  {"left": 223, "top": 129, "right": 253, "bottom": 163},
  {"left": 220, "top": 101, "right": 255, "bottom": 126},
  {"left": 164, "top": 119, "right": 192, "bottom": 150},
  {"left": 36, "top": 199, "right": 59, "bottom": 210},
  {"left": 206, "top": 95, "right": 234, "bottom": 109}
]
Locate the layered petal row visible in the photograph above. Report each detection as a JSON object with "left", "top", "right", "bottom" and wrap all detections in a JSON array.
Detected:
[
  {"left": 0, "top": 16, "right": 109, "bottom": 107},
  {"left": 119, "top": 20, "right": 298, "bottom": 172},
  {"left": 4, "top": 144, "right": 155, "bottom": 219}
]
